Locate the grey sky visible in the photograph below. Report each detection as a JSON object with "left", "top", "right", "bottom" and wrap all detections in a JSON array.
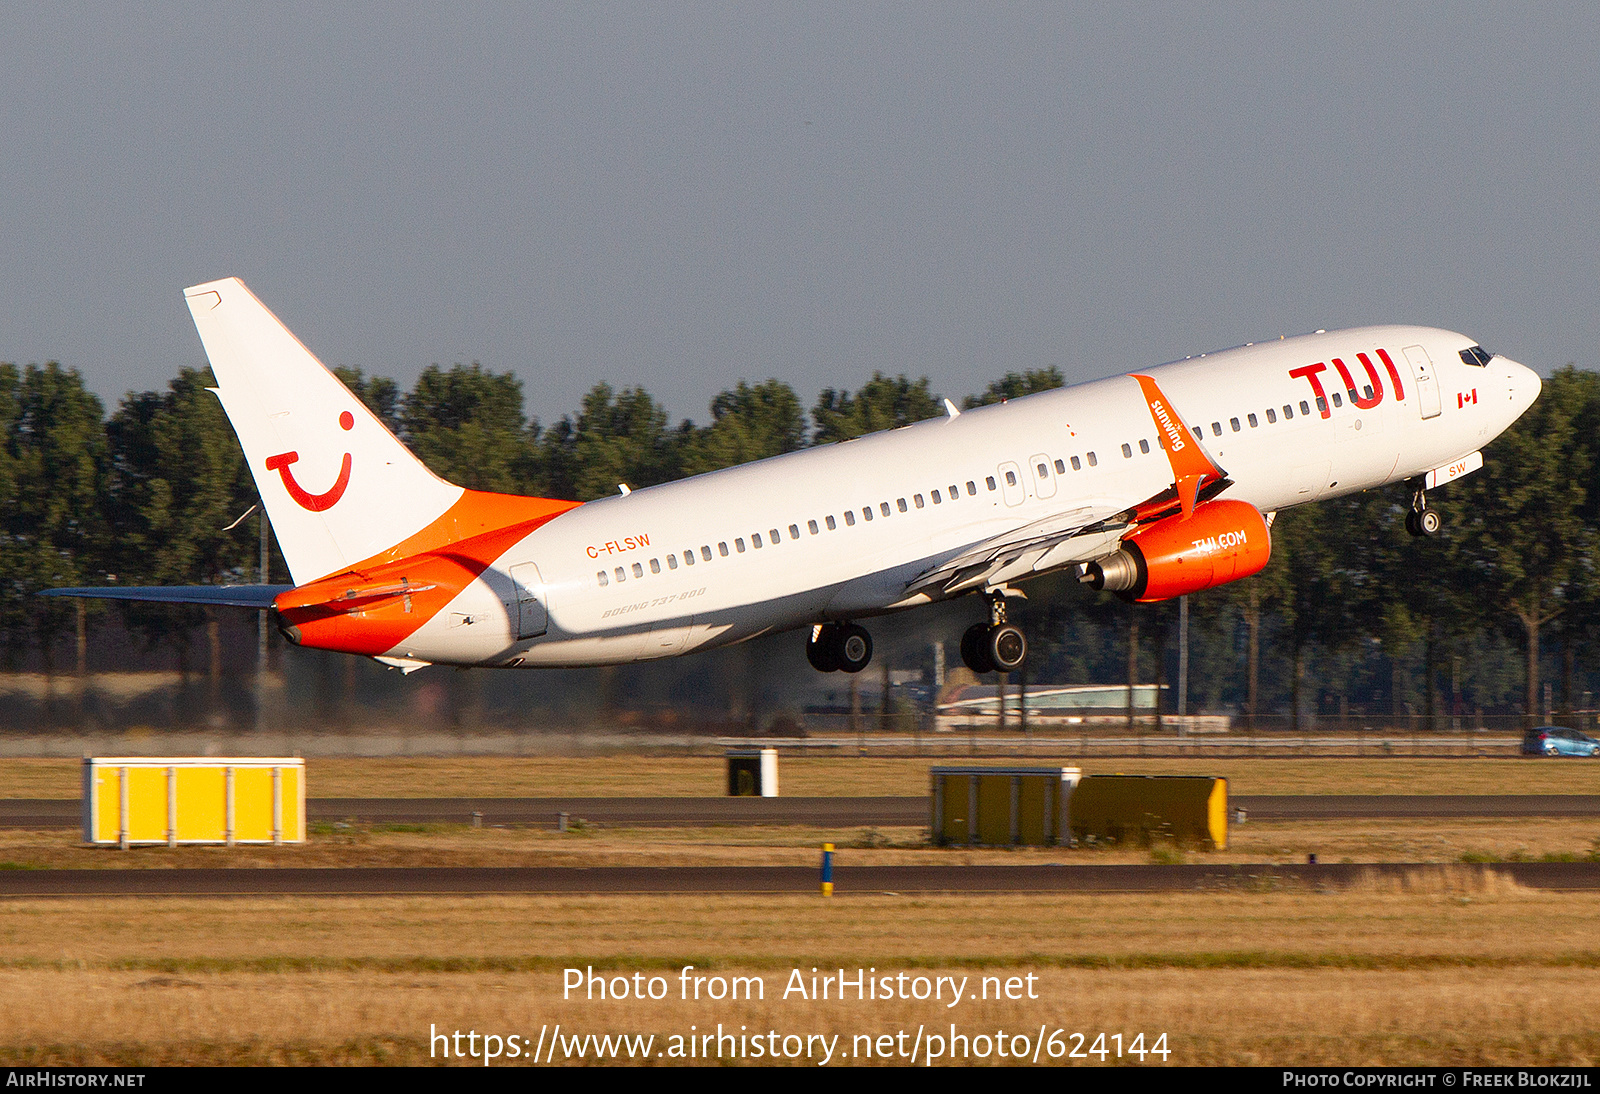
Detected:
[{"left": 3, "top": 3, "right": 1597, "bottom": 428}]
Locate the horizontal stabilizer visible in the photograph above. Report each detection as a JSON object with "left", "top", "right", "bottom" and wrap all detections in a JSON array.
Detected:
[{"left": 41, "top": 585, "right": 293, "bottom": 609}]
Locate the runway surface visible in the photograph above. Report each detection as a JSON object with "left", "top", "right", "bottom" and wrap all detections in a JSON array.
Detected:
[
  {"left": 7, "top": 794, "right": 1600, "bottom": 828},
  {"left": 3, "top": 861, "right": 1599, "bottom": 896}
]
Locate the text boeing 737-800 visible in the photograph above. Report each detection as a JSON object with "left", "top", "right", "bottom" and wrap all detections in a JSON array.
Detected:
[{"left": 47, "top": 278, "right": 1541, "bottom": 676}]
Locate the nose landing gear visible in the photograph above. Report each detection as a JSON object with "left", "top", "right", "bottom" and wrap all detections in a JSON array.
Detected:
[
  {"left": 805, "top": 622, "right": 873, "bottom": 673},
  {"left": 959, "top": 590, "right": 1027, "bottom": 674},
  {"left": 1405, "top": 478, "right": 1442, "bottom": 538}
]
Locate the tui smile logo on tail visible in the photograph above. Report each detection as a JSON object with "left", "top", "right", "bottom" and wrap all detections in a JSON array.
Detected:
[{"left": 264, "top": 411, "right": 355, "bottom": 512}]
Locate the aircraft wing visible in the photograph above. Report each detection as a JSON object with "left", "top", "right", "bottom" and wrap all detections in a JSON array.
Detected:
[
  {"left": 907, "top": 371, "right": 1238, "bottom": 599},
  {"left": 40, "top": 585, "right": 293, "bottom": 609},
  {"left": 905, "top": 503, "right": 1132, "bottom": 597}
]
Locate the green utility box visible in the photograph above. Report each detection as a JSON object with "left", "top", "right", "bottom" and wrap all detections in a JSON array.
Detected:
[
  {"left": 1068, "top": 774, "right": 1229, "bottom": 850},
  {"left": 930, "top": 766, "right": 1081, "bottom": 846}
]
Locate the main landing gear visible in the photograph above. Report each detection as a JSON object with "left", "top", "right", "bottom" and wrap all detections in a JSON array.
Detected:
[
  {"left": 959, "top": 590, "right": 1027, "bottom": 675},
  {"left": 806, "top": 622, "right": 873, "bottom": 673},
  {"left": 1405, "top": 478, "right": 1442, "bottom": 538}
]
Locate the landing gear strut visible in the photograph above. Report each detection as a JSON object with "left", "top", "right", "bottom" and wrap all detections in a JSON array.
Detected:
[
  {"left": 1405, "top": 478, "right": 1441, "bottom": 538},
  {"left": 959, "top": 590, "right": 1027, "bottom": 674},
  {"left": 805, "top": 622, "right": 873, "bottom": 673}
]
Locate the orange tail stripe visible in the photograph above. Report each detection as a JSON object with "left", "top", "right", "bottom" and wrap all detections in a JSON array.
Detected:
[{"left": 275, "top": 490, "right": 581, "bottom": 657}]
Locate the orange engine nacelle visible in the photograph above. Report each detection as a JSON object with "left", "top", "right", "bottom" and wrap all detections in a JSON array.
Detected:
[{"left": 1081, "top": 499, "right": 1272, "bottom": 602}]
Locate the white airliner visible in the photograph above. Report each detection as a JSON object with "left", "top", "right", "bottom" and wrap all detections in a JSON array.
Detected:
[{"left": 50, "top": 278, "right": 1541, "bottom": 676}]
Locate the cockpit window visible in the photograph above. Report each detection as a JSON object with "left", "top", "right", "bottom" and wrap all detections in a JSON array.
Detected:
[{"left": 1459, "top": 345, "right": 1493, "bottom": 367}]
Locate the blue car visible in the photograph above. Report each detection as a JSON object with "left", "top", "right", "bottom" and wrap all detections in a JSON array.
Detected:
[{"left": 1522, "top": 726, "right": 1600, "bottom": 756}]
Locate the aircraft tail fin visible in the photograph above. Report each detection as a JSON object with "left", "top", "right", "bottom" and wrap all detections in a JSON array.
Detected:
[{"left": 183, "top": 278, "right": 465, "bottom": 585}]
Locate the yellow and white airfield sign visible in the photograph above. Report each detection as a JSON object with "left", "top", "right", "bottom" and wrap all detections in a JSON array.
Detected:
[{"left": 82, "top": 756, "right": 305, "bottom": 848}]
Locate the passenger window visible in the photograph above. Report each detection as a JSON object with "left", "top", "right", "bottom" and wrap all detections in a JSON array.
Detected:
[
  {"left": 949, "top": 484, "right": 959, "bottom": 497},
  {"left": 701, "top": 546, "right": 712, "bottom": 561},
  {"left": 966, "top": 481, "right": 977, "bottom": 495},
  {"left": 1211, "top": 422, "right": 1222, "bottom": 436},
  {"left": 1300, "top": 401, "right": 1311, "bottom": 415},
  {"left": 913, "top": 494, "right": 924, "bottom": 509},
  {"left": 1330, "top": 392, "right": 1342, "bottom": 408},
  {"left": 1248, "top": 413, "right": 1258, "bottom": 428},
  {"left": 808, "top": 520, "right": 819, "bottom": 534},
  {"left": 615, "top": 567, "right": 626, "bottom": 583},
  {"left": 828, "top": 514, "right": 839, "bottom": 530},
  {"left": 1070, "top": 456, "right": 1081, "bottom": 470},
  {"left": 1315, "top": 397, "right": 1327, "bottom": 413},
  {"left": 1230, "top": 418, "right": 1240, "bottom": 432},
  {"left": 1054, "top": 459, "right": 1065, "bottom": 474},
  {"left": 686, "top": 551, "right": 697, "bottom": 566},
  {"left": 752, "top": 533, "right": 763, "bottom": 548},
  {"left": 1037, "top": 462, "right": 1048, "bottom": 478},
  {"left": 770, "top": 528, "right": 781, "bottom": 543},
  {"left": 632, "top": 562, "right": 643, "bottom": 578},
  {"left": 986, "top": 476, "right": 997, "bottom": 491},
  {"left": 1364, "top": 385, "right": 1374, "bottom": 399},
  {"left": 1266, "top": 408, "right": 1276, "bottom": 423},
  {"left": 1283, "top": 405, "right": 1293, "bottom": 420},
  {"left": 933, "top": 490, "right": 944, "bottom": 504},
  {"left": 1004, "top": 471, "right": 1017, "bottom": 486},
  {"left": 1087, "top": 452, "right": 1097, "bottom": 467},
  {"left": 1139, "top": 439, "right": 1150, "bottom": 454},
  {"left": 863, "top": 508, "right": 874, "bottom": 522},
  {"left": 597, "top": 571, "right": 609, "bottom": 587},
  {"left": 881, "top": 502, "right": 891, "bottom": 516},
  {"left": 718, "top": 542, "right": 729, "bottom": 557},
  {"left": 649, "top": 558, "right": 661, "bottom": 574},
  {"left": 667, "top": 555, "right": 678, "bottom": 570},
  {"left": 789, "top": 524, "right": 800, "bottom": 539},
  {"left": 1121, "top": 443, "right": 1132, "bottom": 458}
]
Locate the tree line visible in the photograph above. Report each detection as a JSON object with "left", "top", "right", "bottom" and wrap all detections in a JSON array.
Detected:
[{"left": 1, "top": 357, "right": 1595, "bottom": 720}]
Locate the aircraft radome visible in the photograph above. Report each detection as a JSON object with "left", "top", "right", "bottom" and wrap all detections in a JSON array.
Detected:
[{"left": 47, "top": 279, "right": 1542, "bottom": 677}]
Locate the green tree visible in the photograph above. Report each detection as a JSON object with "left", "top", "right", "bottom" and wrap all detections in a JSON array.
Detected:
[
  {"left": 1256, "top": 499, "right": 1370, "bottom": 727},
  {"left": 811, "top": 373, "right": 943, "bottom": 443},
  {"left": 541, "top": 383, "right": 679, "bottom": 501},
  {"left": 681, "top": 379, "right": 807, "bottom": 475},
  {"left": 1457, "top": 367, "right": 1595, "bottom": 719},
  {"left": 104, "top": 369, "right": 259, "bottom": 678},
  {"left": 962, "top": 367, "right": 1065, "bottom": 409},
  {"left": 0, "top": 364, "right": 107, "bottom": 671},
  {"left": 331, "top": 366, "right": 403, "bottom": 434},
  {"left": 400, "top": 364, "right": 540, "bottom": 493}
]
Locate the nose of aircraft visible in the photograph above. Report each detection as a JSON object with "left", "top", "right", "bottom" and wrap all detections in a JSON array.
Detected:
[{"left": 1500, "top": 356, "right": 1542, "bottom": 417}]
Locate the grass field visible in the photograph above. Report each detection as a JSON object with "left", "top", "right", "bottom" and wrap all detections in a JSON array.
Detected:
[
  {"left": 7, "top": 754, "right": 1600, "bottom": 798},
  {"left": 1, "top": 816, "right": 1599, "bottom": 870},
  {"left": 3, "top": 884, "right": 1600, "bottom": 1065},
  {"left": 2, "top": 751, "right": 1599, "bottom": 1066}
]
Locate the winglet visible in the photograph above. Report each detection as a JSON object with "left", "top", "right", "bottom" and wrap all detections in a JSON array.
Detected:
[{"left": 1130, "top": 374, "right": 1225, "bottom": 518}]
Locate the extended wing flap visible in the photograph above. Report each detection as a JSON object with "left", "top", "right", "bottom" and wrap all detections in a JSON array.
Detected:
[{"left": 905, "top": 503, "right": 1127, "bottom": 597}]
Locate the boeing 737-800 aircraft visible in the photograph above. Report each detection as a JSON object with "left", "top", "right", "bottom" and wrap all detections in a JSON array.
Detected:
[{"left": 49, "top": 278, "right": 1541, "bottom": 677}]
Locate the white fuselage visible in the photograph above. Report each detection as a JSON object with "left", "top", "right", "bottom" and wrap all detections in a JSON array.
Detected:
[{"left": 384, "top": 326, "right": 1540, "bottom": 667}]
